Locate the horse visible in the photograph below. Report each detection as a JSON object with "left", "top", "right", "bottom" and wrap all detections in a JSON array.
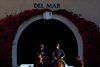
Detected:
[
  {"left": 52, "top": 58, "right": 65, "bottom": 67},
  {"left": 35, "top": 54, "right": 50, "bottom": 67},
  {"left": 35, "top": 54, "right": 44, "bottom": 67}
]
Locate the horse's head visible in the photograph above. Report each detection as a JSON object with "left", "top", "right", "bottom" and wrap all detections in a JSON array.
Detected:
[
  {"left": 54, "top": 59, "right": 65, "bottom": 67},
  {"left": 37, "top": 54, "right": 43, "bottom": 65},
  {"left": 58, "top": 59, "right": 64, "bottom": 67}
]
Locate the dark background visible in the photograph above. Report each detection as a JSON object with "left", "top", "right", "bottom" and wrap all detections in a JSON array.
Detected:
[{"left": 17, "top": 19, "right": 78, "bottom": 66}]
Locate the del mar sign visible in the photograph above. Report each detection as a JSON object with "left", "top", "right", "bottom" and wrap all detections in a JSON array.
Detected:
[{"left": 34, "top": 3, "right": 60, "bottom": 8}]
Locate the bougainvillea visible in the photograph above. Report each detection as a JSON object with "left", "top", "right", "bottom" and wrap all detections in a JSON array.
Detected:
[{"left": 0, "top": 9, "right": 100, "bottom": 67}]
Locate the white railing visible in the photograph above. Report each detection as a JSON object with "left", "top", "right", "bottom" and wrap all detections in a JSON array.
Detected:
[
  {"left": 20, "top": 64, "right": 34, "bottom": 67},
  {"left": 19, "top": 64, "right": 74, "bottom": 67}
]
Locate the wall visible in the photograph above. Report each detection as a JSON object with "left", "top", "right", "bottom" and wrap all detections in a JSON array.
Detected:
[{"left": 0, "top": 0, "right": 100, "bottom": 28}]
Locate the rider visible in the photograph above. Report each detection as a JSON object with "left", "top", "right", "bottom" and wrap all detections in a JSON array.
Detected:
[
  {"left": 75, "top": 56, "right": 84, "bottom": 67},
  {"left": 51, "top": 43, "right": 65, "bottom": 64},
  {"left": 37, "top": 44, "right": 45, "bottom": 60},
  {"left": 35, "top": 44, "right": 46, "bottom": 67}
]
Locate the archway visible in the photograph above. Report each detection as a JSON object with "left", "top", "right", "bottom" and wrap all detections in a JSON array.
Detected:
[
  {"left": 17, "top": 19, "right": 78, "bottom": 66},
  {"left": 12, "top": 12, "right": 83, "bottom": 67}
]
